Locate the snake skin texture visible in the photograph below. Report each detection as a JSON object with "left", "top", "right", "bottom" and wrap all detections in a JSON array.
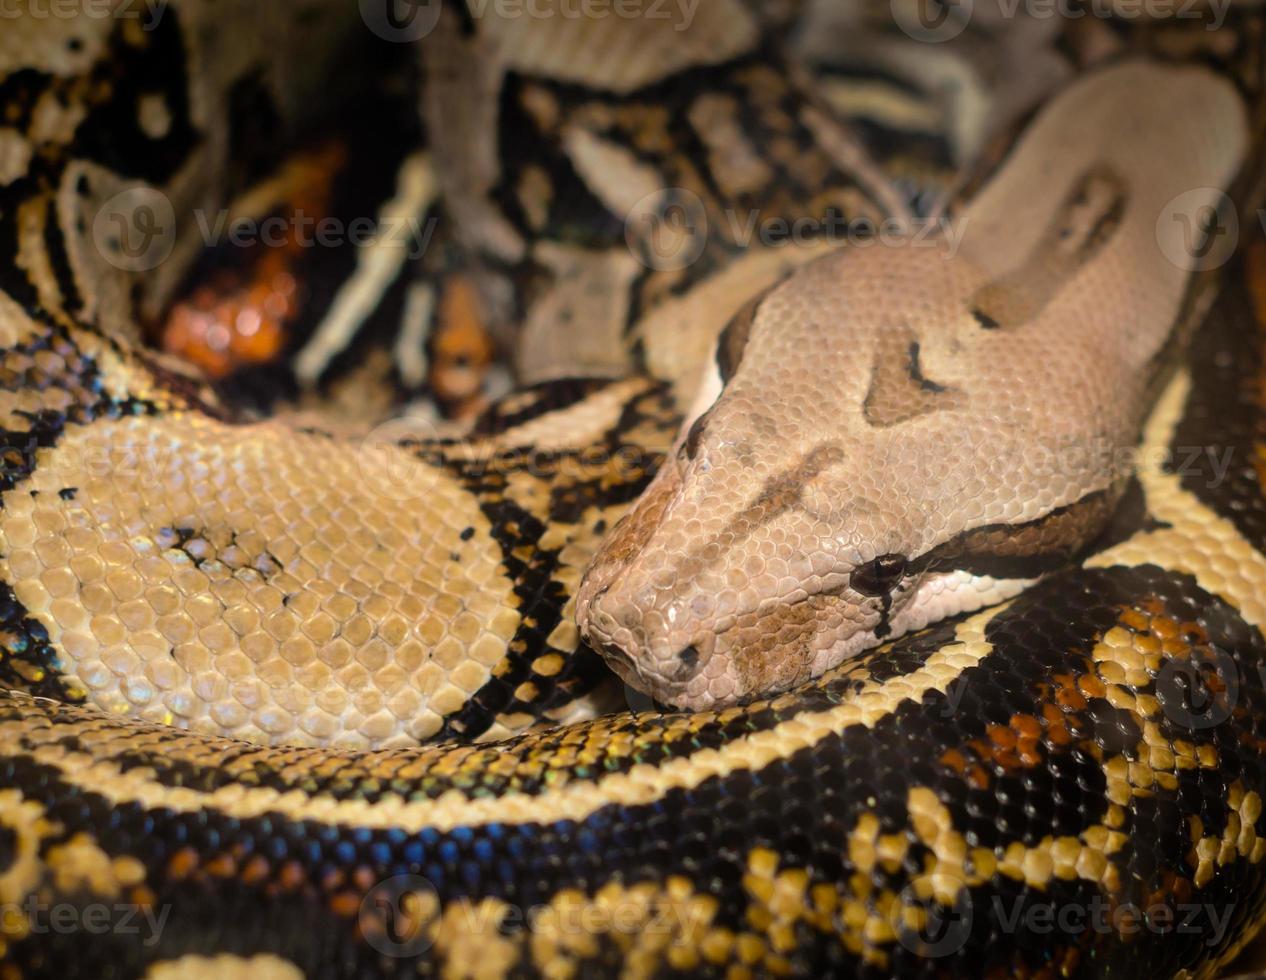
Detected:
[
  {"left": 1, "top": 2, "right": 1266, "bottom": 978},
  {"left": 576, "top": 61, "right": 1248, "bottom": 710}
]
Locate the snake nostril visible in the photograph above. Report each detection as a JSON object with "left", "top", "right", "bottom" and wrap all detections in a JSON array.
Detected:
[{"left": 676, "top": 644, "right": 700, "bottom": 674}]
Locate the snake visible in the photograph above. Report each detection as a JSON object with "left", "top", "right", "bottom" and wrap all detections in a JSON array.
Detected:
[{"left": 1, "top": 1, "right": 1266, "bottom": 977}]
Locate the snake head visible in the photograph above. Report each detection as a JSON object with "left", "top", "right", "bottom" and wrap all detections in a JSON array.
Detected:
[{"left": 576, "top": 241, "right": 1135, "bottom": 710}]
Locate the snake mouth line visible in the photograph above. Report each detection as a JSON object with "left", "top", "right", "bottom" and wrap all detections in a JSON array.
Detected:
[
  {"left": 586, "top": 550, "right": 1050, "bottom": 711},
  {"left": 592, "top": 563, "right": 1030, "bottom": 709},
  {"left": 591, "top": 636, "right": 637, "bottom": 682}
]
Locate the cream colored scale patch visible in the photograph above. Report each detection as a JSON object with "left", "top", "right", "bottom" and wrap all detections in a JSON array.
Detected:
[
  {"left": 1, "top": 607, "right": 1003, "bottom": 834},
  {"left": 145, "top": 955, "right": 305, "bottom": 980},
  {"left": 0, "top": 413, "right": 520, "bottom": 747},
  {"left": 1088, "top": 371, "right": 1266, "bottom": 630}
]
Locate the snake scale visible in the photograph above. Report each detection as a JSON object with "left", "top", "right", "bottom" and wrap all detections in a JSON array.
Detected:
[{"left": 2, "top": 1, "right": 1266, "bottom": 977}]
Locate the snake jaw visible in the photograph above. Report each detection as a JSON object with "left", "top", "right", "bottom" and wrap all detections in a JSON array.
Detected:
[
  {"left": 576, "top": 453, "right": 902, "bottom": 708},
  {"left": 579, "top": 569, "right": 892, "bottom": 710},
  {"left": 576, "top": 461, "right": 740, "bottom": 706},
  {"left": 583, "top": 553, "right": 1041, "bottom": 711}
]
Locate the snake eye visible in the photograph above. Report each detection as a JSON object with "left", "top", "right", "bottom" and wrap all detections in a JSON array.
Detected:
[{"left": 852, "top": 554, "right": 908, "bottom": 597}]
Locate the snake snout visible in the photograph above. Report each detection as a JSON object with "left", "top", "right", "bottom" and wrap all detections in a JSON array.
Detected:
[
  {"left": 576, "top": 568, "right": 717, "bottom": 700},
  {"left": 576, "top": 575, "right": 633, "bottom": 659}
]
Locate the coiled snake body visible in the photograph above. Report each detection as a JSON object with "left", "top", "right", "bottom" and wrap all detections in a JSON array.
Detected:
[{"left": 1, "top": 3, "right": 1266, "bottom": 978}]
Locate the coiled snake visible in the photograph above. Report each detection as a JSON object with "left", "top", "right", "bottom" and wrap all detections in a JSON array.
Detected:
[{"left": 1, "top": 2, "right": 1266, "bottom": 978}]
